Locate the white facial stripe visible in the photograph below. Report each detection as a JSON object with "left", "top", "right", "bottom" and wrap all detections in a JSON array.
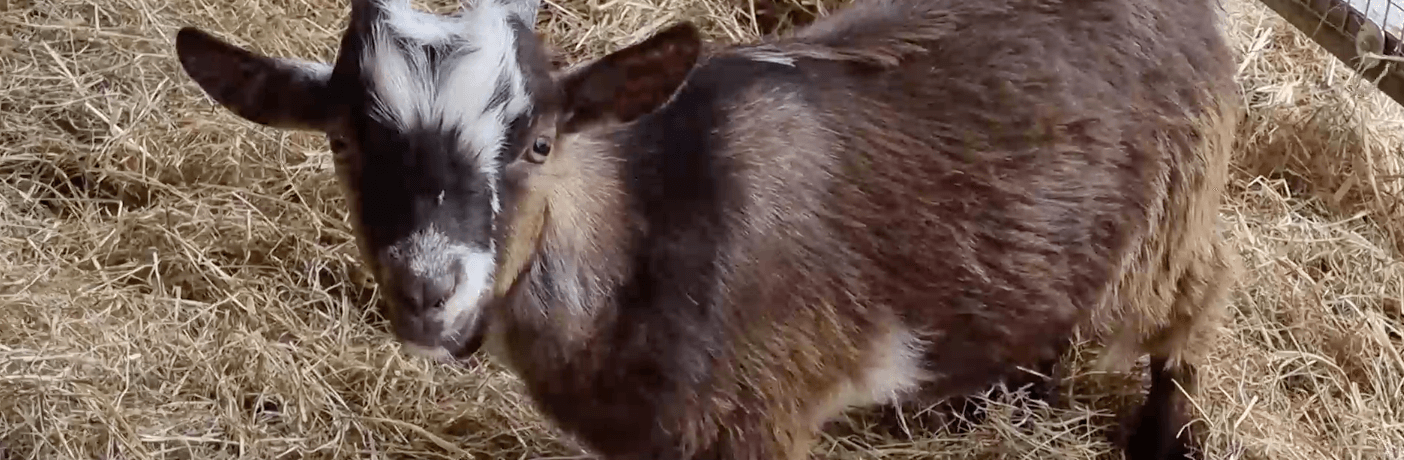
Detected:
[
  {"left": 393, "top": 225, "right": 482, "bottom": 277},
  {"left": 362, "top": 0, "right": 534, "bottom": 216},
  {"left": 434, "top": 248, "right": 497, "bottom": 335}
]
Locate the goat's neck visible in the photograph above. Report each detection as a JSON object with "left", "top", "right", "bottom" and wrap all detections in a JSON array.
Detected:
[{"left": 491, "top": 130, "right": 633, "bottom": 361}]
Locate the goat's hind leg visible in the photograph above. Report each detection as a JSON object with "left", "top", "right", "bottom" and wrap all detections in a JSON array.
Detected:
[
  {"left": 1123, "top": 241, "right": 1235, "bottom": 460},
  {"left": 1014, "top": 344, "right": 1070, "bottom": 407},
  {"left": 1125, "top": 356, "right": 1198, "bottom": 460}
]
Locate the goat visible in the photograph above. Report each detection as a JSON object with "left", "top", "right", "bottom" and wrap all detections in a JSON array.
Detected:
[{"left": 172, "top": 0, "right": 1242, "bottom": 458}]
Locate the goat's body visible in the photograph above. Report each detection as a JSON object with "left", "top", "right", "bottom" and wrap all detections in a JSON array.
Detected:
[
  {"left": 488, "top": 0, "right": 1240, "bottom": 458},
  {"left": 172, "top": 0, "right": 1238, "bottom": 456}
]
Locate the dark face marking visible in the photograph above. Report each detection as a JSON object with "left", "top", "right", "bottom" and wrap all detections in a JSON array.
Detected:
[{"left": 174, "top": 0, "right": 556, "bottom": 362}]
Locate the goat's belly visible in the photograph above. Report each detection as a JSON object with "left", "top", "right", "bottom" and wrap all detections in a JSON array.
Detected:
[{"left": 808, "top": 324, "right": 933, "bottom": 427}]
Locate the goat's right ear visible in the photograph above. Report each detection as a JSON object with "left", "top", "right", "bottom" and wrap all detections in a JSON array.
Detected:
[
  {"left": 557, "top": 22, "right": 702, "bottom": 131},
  {"left": 175, "top": 27, "right": 335, "bottom": 132}
]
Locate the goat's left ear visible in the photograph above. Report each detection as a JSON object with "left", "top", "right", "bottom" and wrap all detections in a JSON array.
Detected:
[
  {"left": 557, "top": 22, "right": 702, "bottom": 131},
  {"left": 175, "top": 27, "right": 336, "bottom": 132}
]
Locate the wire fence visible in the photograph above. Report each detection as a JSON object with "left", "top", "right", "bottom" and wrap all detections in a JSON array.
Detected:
[
  {"left": 1258, "top": 0, "right": 1404, "bottom": 105},
  {"left": 1350, "top": 0, "right": 1404, "bottom": 39}
]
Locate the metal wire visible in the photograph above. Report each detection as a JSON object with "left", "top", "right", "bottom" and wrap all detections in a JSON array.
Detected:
[
  {"left": 1302, "top": 0, "right": 1404, "bottom": 57},
  {"left": 1261, "top": 0, "right": 1404, "bottom": 106},
  {"left": 1352, "top": 0, "right": 1404, "bottom": 55}
]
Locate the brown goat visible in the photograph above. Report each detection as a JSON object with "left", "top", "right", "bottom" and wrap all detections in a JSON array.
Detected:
[{"left": 172, "top": 0, "right": 1242, "bottom": 458}]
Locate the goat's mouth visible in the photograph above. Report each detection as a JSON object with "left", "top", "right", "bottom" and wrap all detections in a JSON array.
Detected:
[
  {"left": 392, "top": 310, "right": 489, "bottom": 366},
  {"left": 447, "top": 319, "right": 488, "bottom": 361}
]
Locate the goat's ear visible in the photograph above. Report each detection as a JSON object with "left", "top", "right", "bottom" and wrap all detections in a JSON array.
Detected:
[
  {"left": 494, "top": 0, "right": 542, "bottom": 27},
  {"left": 175, "top": 27, "right": 335, "bottom": 132},
  {"left": 557, "top": 22, "right": 702, "bottom": 131}
]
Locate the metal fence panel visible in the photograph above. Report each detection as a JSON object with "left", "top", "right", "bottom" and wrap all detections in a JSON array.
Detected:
[{"left": 1259, "top": 0, "right": 1404, "bottom": 106}]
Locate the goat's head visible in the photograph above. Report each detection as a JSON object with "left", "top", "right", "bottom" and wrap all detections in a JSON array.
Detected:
[{"left": 174, "top": 0, "right": 703, "bottom": 362}]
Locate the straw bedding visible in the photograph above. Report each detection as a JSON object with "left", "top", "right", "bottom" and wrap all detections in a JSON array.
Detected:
[{"left": 2, "top": 0, "right": 1403, "bottom": 458}]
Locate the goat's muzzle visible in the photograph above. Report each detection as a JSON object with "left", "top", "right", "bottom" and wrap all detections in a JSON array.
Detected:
[{"left": 381, "top": 258, "right": 490, "bottom": 365}]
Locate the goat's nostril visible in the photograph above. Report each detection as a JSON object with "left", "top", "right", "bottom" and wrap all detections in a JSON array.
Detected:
[
  {"left": 389, "top": 264, "right": 461, "bottom": 313},
  {"left": 420, "top": 272, "right": 459, "bottom": 311}
]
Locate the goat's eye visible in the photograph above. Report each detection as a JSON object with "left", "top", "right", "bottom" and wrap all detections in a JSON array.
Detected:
[
  {"left": 532, "top": 137, "right": 552, "bottom": 156},
  {"left": 328, "top": 135, "right": 349, "bottom": 152},
  {"left": 525, "top": 136, "right": 552, "bottom": 163}
]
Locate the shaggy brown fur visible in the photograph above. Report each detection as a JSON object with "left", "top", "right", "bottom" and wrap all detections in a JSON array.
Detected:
[{"left": 486, "top": 0, "right": 1242, "bottom": 459}]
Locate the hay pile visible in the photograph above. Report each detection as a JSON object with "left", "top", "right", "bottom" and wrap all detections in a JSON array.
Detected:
[{"left": 2, "top": 0, "right": 1403, "bottom": 458}]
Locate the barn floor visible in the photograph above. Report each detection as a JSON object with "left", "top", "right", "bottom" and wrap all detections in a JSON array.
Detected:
[{"left": 2, "top": 0, "right": 1403, "bottom": 458}]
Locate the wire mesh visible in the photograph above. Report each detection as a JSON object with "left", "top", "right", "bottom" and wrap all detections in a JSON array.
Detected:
[
  {"left": 1346, "top": 0, "right": 1404, "bottom": 55},
  {"left": 1261, "top": 0, "right": 1404, "bottom": 106},
  {"left": 1353, "top": 0, "right": 1404, "bottom": 38},
  {"left": 1291, "top": 0, "right": 1404, "bottom": 58}
]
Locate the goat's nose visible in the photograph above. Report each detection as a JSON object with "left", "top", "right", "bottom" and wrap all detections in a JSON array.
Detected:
[
  {"left": 407, "top": 272, "right": 458, "bottom": 310},
  {"left": 389, "top": 264, "right": 461, "bottom": 313}
]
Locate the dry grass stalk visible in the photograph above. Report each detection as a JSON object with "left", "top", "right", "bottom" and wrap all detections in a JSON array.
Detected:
[{"left": 1, "top": 0, "right": 1403, "bottom": 458}]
